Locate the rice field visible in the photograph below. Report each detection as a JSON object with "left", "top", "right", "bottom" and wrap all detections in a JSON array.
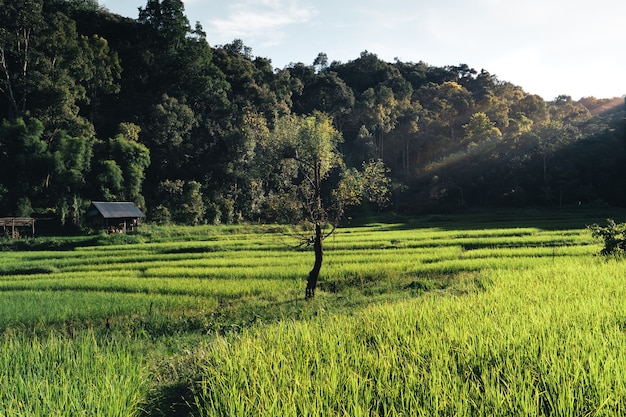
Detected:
[{"left": 1, "top": 210, "right": 625, "bottom": 416}]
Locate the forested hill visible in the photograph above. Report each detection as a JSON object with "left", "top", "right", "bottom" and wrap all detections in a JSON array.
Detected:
[{"left": 1, "top": 0, "right": 625, "bottom": 226}]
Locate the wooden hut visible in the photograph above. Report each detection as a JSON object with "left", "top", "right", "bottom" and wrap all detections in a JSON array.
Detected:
[
  {"left": 0, "top": 217, "right": 35, "bottom": 238},
  {"left": 86, "top": 202, "right": 145, "bottom": 233}
]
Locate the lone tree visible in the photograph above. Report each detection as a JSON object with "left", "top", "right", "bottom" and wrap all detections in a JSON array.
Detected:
[{"left": 249, "top": 111, "right": 390, "bottom": 298}]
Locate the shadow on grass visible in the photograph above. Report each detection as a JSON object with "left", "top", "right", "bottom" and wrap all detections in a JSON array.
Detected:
[
  {"left": 136, "top": 269, "right": 488, "bottom": 416},
  {"left": 141, "top": 382, "right": 198, "bottom": 417},
  {"left": 0, "top": 236, "right": 101, "bottom": 251},
  {"left": 348, "top": 207, "right": 626, "bottom": 232}
]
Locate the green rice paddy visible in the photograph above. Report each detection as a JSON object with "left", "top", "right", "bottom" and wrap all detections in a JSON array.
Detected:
[{"left": 1, "top": 210, "right": 625, "bottom": 416}]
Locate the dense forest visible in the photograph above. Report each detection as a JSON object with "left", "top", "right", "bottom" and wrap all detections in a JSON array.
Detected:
[{"left": 1, "top": 0, "right": 625, "bottom": 226}]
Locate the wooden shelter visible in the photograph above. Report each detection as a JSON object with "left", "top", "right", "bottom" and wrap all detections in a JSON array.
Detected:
[
  {"left": 0, "top": 217, "right": 35, "bottom": 238},
  {"left": 86, "top": 202, "right": 145, "bottom": 233}
]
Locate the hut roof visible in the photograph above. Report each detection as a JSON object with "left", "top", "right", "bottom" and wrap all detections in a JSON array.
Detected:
[
  {"left": 88, "top": 202, "right": 145, "bottom": 219},
  {"left": 0, "top": 217, "right": 35, "bottom": 227}
]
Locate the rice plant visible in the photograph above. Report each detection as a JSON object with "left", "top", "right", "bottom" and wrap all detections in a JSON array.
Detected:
[
  {"left": 0, "top": 331, "right": 146, "bottom": 417},
  {"left": 0, "top": 211, "right": 621, "bottom": 415},
  {"left": 193, "top": 258, "right": 626, "bottom": 416}
]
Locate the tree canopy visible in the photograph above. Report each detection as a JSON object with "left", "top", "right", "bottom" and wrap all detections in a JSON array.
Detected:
[{"left": 0, "top": 0, "right": 625, "bottom": 225}]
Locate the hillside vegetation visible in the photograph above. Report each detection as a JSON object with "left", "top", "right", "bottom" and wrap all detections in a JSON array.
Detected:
[{"left": 1, "top": 1, "right": 625, "bottom": 226}]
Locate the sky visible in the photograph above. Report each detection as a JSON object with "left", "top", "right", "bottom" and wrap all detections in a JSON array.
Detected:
[{"left": 98, "top": 0, "right": 626, "bottom": 100}]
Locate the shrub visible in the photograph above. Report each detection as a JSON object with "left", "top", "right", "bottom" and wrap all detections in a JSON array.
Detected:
[
  {"left": 588, "top": 219, "right": 626, "bottom": 256},
  {"left": 151, "top": 205, "right": 172, "bottom": 225},
  {"left": 96, "top": 233, "right": 144, "bottom": 246}
]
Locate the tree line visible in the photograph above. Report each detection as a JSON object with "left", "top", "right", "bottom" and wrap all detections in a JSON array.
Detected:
[{"left": 1, "top": 0, "right": 625, "bottom": 227}]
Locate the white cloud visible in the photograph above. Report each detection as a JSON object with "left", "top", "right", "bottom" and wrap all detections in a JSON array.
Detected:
[
  {"left": 208, "top": 0, "right": 317, "bottom": 45},
  {"left": 102, "top": 0, "right": 626, "bottom": 98}
]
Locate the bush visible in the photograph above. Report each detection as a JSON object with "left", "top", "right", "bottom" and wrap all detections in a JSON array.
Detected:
[
  {"left": 151, "top": 205, "right": 172, "bottom": 225},
  {"left": 96, "top": 233, "right": 144, "bottom": 246},
  {"left": 588, "top": 219, "right": 626, "bottom": 256}
]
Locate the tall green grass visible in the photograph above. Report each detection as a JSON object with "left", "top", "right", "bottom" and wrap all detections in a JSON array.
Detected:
[
  {"left": 0, "top": 290, "right": 216, "bottom": 329},
  {"left": 0, "top": 331, "right": 146, "bottom": 416},
  {"left": 0, "top": 212, "right": 621, "bottom": 415},
  {"left": 193, "top": 257, "right": 626, "bottom": 416}
]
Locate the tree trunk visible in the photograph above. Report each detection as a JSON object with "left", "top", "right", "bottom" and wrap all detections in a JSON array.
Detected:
[{"left": 305, "top": 222, "right": 323, "bottom": 299}]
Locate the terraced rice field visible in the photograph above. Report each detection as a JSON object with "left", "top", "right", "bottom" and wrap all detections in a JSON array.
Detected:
[{"left": 1, "top": 212, "right": 625, "bottom": 416}]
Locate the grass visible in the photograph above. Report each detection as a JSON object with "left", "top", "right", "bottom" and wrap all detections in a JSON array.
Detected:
[
  {"left": 0, "top": 208, "right": 625, "bottom": 415},
  {"left": 192, "top": 258, "right": 626, "bottom": 416},
  {"left": 0, "top": 330, "right": 145, "bottom": 416}
]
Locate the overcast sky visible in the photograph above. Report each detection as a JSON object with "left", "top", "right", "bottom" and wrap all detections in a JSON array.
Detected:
[{"left": 99, "top": 0, "right": 626, "bottom": 100}]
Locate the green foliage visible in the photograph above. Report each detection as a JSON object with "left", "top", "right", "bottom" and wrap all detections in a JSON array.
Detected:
[
  {"left": 150, "top": 205, "right": 172, "bottom": 225},
  {"left": 0, "top": 117, "right": 48, "bottom": 214},
  {"left": 95, "top": 232, "right": 144, "bottom": 246},
  {"left": 51, "top": 131, "right": 93, "bottom": 224},
  {"left": 257, "top": 112, "right": 344, "bottom": 223},
  {"left": 96, "top": 159, "right": 124, "bottom": 200},
  {"left": 1, "top": 0, "right": 625, "bottom": 222},
  {"left": 332, "top": 159, "right": 392, "bottom": 215},
  {"left": 463, "top": 112, "right": 502, "bottom": 146},
  {"left": 15, "top": 197, "right": 34, "bottom": 217},
  {"left": 155, "top": 179, "right": 208, "bottom": 224},
  {"left": 138, "top": 0, "right": 193, "bottom": 46},
  {"left": 98, "top": 123, "right": 150, "bottom": 206},
  {"left": 361, "top": 159, "right": 392, "bottom": 209},
  {"left": 179, "top": 180, "right": 205, "bottom": 225},
  {"left": 589, "top": 219, "right": 626, "bottom": 256}
]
